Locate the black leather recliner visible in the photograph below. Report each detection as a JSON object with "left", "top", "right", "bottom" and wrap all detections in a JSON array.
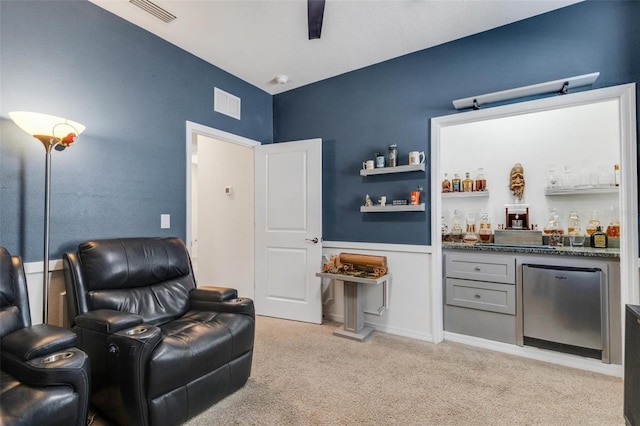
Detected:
[
  {"left": 63, "top": 237, "right": 255, "bottom": 426},
  {"left": 0, "top": 247, "right": 91, "bottom": 426}
]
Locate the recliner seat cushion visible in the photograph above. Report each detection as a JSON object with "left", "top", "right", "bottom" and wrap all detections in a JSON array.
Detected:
[{"left": 148, "top": 311, "right": 254, "bottom": 399}]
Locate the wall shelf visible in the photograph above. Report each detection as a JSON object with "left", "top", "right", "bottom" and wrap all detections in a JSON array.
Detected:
[
  {"left": 442, "top": 191, "right": 490, "bottom": 198},
  {"left": 545, "top": 187, "right": 619, "bottom": 196},
  {"left": 360, "top": 203, "right": 425, "bottom": 213},
  {"left": 360, "top": 163, "right": 425, "bottom": 176}
]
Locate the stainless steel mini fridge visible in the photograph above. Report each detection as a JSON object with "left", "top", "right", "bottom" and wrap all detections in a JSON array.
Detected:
[{"left": 522, "top": 264, "right": 609, "bottom": 363}]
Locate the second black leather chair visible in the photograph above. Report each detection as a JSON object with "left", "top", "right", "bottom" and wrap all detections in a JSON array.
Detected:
[
  {"left": 0, "top": 247, "right": 90, "bottom": 426},
  {"left": 64, "top": 237, "right": 255, "bottom": 426}
]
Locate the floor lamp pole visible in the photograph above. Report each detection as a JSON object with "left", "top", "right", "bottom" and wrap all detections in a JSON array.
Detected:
[
  {"left": 43, "top": 143, "right": 53, "bottom": 324},
  {"left": 8, "top": 111, "right": 86, "bottom": 325}
]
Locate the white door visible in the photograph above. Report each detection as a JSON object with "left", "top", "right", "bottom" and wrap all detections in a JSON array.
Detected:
[{"left": 255, "top": 138, "right": 322, "bottom": 324}]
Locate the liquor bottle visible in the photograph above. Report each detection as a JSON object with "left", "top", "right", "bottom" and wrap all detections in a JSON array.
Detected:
[
  {"left": 475, "top": 168, "right": 486, "bottom": 191},
  {"left": 590, "top": 226, "right": 608, "bottom": 248},
  {"left": 442, "top": 173, "right": 452, "bottom": 193},
  {"left": 462, "top": 172, "right": 474, "bottom": 192},
  {"left": 478, "top": 210, "right": 492, "bottom": 242},
  {"left": 585, "top": 210, "right": 600, "bottom": 236},
  {"left": 452, "top": 173, "right": 461, "bottom": 192}
]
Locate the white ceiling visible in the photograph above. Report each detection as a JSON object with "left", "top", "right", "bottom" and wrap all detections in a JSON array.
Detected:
[{"left": 89, "top": 0, "right": 583, "bottom": 95}]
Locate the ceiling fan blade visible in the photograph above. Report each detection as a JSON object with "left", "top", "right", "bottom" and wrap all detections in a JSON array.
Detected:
[{"left": 308, "top": 0, "right": 325, "bottom": 40}]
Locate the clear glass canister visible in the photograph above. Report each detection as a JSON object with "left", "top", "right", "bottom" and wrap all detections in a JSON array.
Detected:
[
  {"left": 451, "top": 210, "right": 463, "bottom": 243},
  {"left": 463, "top": 211, "right": 479, "bottom": 244},
  {"left": 388, "top": 144, "right": 397, "bottom": 167},
  {"left": 606, "top": 206, "right": 620, "bottom": 238},
  {"left": 478, "top": 210, "right": 492, "bottom": 242},
  {"left": 586, "top": 210, "right": 600, "bottom": 236}
]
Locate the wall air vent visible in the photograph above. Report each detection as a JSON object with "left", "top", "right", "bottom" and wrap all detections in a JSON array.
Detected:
[
  {"left": 214, "top": 88, "right": 241, "bottom": 120},
  {"left": 130, "top": 0, "right": 177, "bottom": 23}
]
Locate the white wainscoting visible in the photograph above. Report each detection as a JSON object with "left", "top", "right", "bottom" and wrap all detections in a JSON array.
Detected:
[
  {"left": 321, "top": 241, "right": 433, "bottom": 341},
  {"left": 23, "top": 259, "right": 66, "bottom": 327}
]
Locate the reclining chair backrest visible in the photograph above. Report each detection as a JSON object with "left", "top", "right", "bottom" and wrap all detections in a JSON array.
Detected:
[
  {"left": 0, "top": 247, "right": 31, "bottom": 338},
  {"left": 65, "top": 237, "right": 197, "bottom": 326}
]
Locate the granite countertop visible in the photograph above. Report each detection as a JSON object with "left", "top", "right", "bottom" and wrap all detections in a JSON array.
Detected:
[{"left": 443, "top": 242, "right": 620, "bottom": 258}]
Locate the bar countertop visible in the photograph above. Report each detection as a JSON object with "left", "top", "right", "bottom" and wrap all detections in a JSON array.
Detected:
[{"left": 442, "top": 242, "right": 620, "bottom": 258}]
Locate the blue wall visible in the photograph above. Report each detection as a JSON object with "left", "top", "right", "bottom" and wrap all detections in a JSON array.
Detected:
[
  {"left": 273, "top": 0, "right": 640, "bottom": 246},
  {"left": 2, "top": 1, "right": 639, "bottom": 261},
  {"left": 0, "top": 1, "right": 273, "bottom": 261}
]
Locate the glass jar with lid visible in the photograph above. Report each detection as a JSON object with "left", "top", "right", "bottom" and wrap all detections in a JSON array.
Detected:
[
  {"left": 585, "top": 210, "right": 601, "bottom": 236},
  {"left": 544, "top": 208, "right": 563, "bottom": 246},
  {"left": 478, "top": 210, "right": 492, "bottom": 242},
  {"left": 441, "top": 214, "right": 451, "bottom": 242},
  {"left": 463, "top": 211, "right": 479, "bottom": 244},
  {"left": 606, "top": 206, "right": 620, "bottom": 238},
  {"left": 450, "top": 210, "right": 463, "bottom": 243},
  {"left": 567, "top": 209, "right": 585, "bottom": 247},
  {"left": 388, "top": 144, "right": 397, "bottom": 167}
]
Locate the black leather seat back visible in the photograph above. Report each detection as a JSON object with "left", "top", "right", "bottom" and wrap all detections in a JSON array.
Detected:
[
  {"left": 0, "top": 247, "right": 31, "bottom": 338},
  {"left": 71, "top": 238, "right": 196, "bottom": 326}
]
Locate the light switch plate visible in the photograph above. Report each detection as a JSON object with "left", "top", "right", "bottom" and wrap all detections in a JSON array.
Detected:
[{"left": 161, "top": 214, "right": 170, "bottom": 229}]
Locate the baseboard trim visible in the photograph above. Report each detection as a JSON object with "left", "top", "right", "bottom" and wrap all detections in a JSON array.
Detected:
[
  {"left": 444, "top": 331, "right": 623, "bottom": 377},
  {"left": 324, "top": 313, "right": 433, "bottom": 342}
]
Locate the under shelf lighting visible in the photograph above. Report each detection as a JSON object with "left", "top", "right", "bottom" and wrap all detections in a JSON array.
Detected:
[{"left": 452, "top": 72, "right": 600, "bottom": 110}]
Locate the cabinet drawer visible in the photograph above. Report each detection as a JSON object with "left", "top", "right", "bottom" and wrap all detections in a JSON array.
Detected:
[
  {"left": 446, "top": 278, "right": 515, "bottom": 315},
  {"left": 445, "top": 253, "right": 515, "bottom": 284},
  {"left": 444, "top": 304, "right": 516, "bottom": 344}
]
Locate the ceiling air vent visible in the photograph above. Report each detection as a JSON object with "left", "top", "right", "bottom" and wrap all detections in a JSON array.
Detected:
[{"left": 129, "top": 0, "right": 176, "bottom": 23}]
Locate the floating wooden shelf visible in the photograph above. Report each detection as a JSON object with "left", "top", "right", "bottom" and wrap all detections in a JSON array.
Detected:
[
  {"left": 360, "top": 163, "right": 425, "bottom": 176},
  {"left": 545, "top": 187, "right": 619, "bottom": 196},
  {"left": 360, "top": 203, "right": 425, "bottom": 213},
  {"left": 442, "top": 191, "right": 490, "bottom": 198}
]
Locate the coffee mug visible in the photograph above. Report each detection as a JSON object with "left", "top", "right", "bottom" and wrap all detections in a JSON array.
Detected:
[
  {"left": 409, "top": 151, "right": 425, "bottom": 165},
  {"left": 362, "top": 160, "right": 375, "bottom": 170}
]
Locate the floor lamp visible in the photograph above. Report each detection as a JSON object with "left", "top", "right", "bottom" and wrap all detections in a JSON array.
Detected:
[{"left": 9, "top": 111, "right": 86, "bottom": 324}]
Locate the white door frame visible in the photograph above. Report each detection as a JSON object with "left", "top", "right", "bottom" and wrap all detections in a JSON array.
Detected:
[
  {"left": 430, "top": 84, "right": 638, "bottom": 344},
  {"left": 185, "top": 121, "right": 260, "bottom": 257}
]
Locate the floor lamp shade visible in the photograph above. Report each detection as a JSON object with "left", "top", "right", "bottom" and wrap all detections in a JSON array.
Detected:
[{"left": 9, "top": 111, "right": 85, "bottom": 324}]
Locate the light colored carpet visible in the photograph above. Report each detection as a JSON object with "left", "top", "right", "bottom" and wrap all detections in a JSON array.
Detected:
[{"left": 94, "top": 315, "right": 624, "bottom": 425}]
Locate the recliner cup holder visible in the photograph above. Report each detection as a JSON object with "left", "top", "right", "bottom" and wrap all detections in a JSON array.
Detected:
[
  {"left": 125, "top": 326, "right": 148, "bottom": 336},
  {"left": 41, "top": 351, "right": 74, "bottom": 364}
]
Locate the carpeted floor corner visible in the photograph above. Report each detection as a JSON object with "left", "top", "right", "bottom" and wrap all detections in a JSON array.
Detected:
[{"left": 93, "top": 315, "right": 624, "bottom": 425}]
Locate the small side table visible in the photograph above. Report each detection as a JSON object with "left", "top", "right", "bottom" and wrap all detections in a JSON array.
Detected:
[{"left": 316, "top": 272, "right": 391, "bottom": 341}]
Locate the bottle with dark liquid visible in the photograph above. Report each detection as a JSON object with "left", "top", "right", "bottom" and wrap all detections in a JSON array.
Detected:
[
  {"left": 590, "top": 226, "right": 608, "bottom": 248},
  {"left": 475, "top": 168, "right": 486, "bottom": 191},
  {"left": 452, "top": 173, "right": 461, "bottom": 192},
  {"left": 462, "top": 172, "right": 474, "bottom": 192}
]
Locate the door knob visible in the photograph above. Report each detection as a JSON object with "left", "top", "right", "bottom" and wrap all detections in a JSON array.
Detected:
[{"left": 305, "top": 237, "right": 319, "bottom": 244}]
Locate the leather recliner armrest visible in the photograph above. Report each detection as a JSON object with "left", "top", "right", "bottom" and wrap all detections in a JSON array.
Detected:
[
  {"left": 74, "top": 309, "right": 144, "bottom": 334},
  {"left": 2, "top": 324, "right": 77, "bottom": 361},
  {"left": 190, "top": 289, "right": 255, "bottom": 318},
  {"left": 191, "top": 285, "right": 238, "bottom": 301}
]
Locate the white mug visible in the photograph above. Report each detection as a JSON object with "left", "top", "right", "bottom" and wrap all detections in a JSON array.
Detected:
[
  {"left": 409, "top": 151, "right": 425, "bottom": 165},
  {"left": 362, "top": 160, "right": 375, "bottom": 170}
]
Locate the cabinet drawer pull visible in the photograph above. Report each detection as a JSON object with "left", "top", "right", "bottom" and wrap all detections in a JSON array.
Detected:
[
  {"left": 474, "top": 266, "right": 481, "bottom": 271},
  {"left": 474, "top": 293, "right": 481, "bottom": 299}
]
